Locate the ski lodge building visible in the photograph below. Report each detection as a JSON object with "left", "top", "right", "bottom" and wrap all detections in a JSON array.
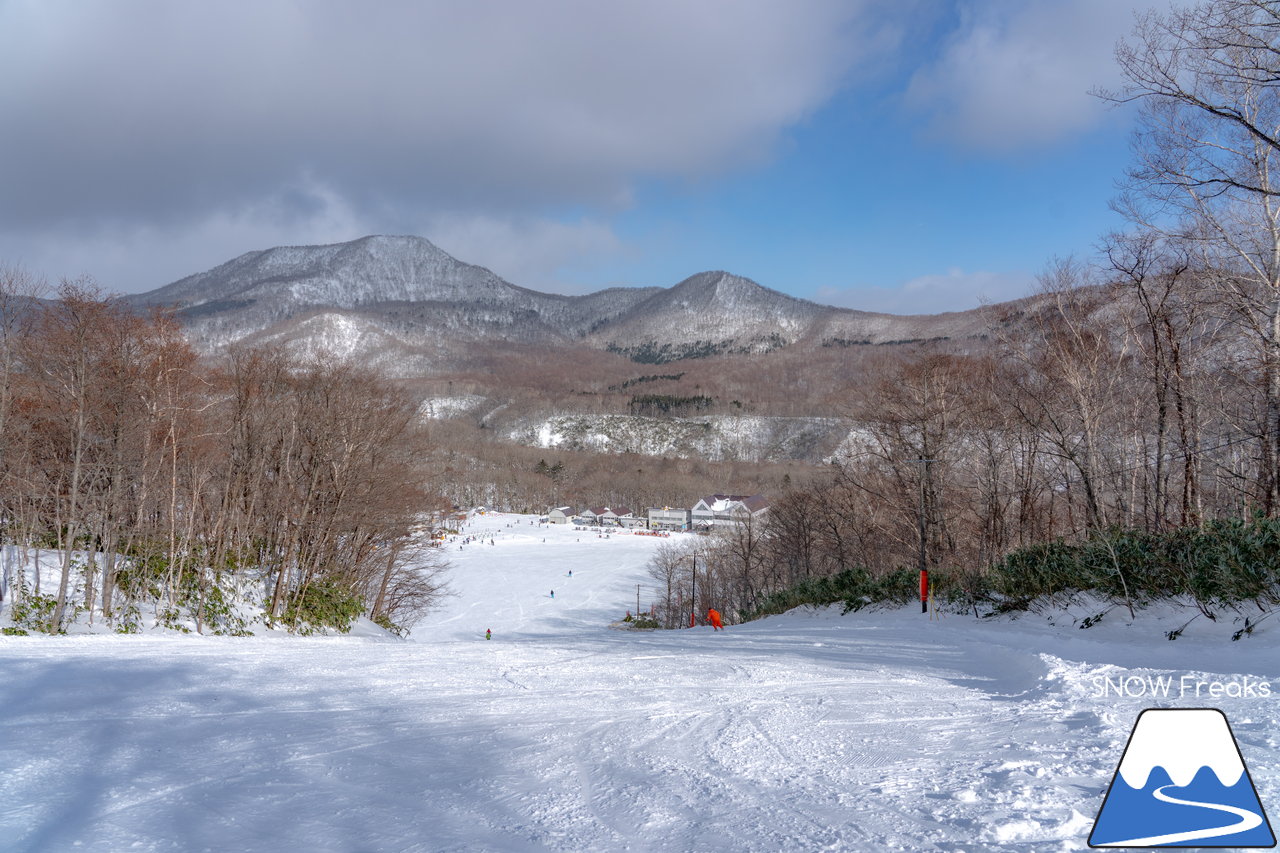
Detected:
[
  {"left": 553, "top": 495, "right": 770, "bottom": 532},
  {"left": 689, "top": 494, "right": 770, "bottom": 530}
]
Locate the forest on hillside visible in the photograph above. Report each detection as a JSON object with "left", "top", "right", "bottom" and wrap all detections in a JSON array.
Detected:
[
  {"left": 644, "top": 1, "right": 1280, "bottom": 626},
  {"left": 0, "top": 277, "right": 447, "bottom": 635}
]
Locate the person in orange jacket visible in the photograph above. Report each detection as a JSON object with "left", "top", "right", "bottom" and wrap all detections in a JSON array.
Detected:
[{"left": 707, "top": 608, "right": 724, "bottom": 630}]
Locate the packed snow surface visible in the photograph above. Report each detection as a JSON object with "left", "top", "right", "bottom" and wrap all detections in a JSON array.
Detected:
[{"left": 2, "top": 513, "right": 1278, "bottom": 852}]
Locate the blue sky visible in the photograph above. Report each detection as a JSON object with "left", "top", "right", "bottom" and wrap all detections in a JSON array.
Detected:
[
  {"left": 584, "top": 92, "right": 1136, "bottom": 311},
  {"left": 0, "top": 0, "right": 1161, "bottom": 313}
]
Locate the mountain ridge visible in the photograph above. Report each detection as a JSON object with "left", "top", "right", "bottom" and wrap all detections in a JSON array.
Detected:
[{"left": 126, "top": 234, "right": 1007, "bottom": 370}]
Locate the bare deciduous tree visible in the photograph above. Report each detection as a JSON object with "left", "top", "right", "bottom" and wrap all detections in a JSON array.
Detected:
[{"left": 1106, "top": 0, "right": 1280, "bottom": 511}]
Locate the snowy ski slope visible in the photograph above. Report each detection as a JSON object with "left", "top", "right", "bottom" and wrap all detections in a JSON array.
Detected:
[{"left": 1, "top": 512, "right": 1277, "bottom": 851}]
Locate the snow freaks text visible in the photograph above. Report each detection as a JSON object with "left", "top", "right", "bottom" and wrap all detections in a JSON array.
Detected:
[{"left": 1090, "top": 674, "right": 1273, "bottom": 700}]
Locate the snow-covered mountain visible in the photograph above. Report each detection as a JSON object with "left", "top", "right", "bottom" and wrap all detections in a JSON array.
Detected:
[
  {"left": 127, "top": 235, "right": 998, "bottom": 365},
  {"left": 134, "top": 235, "right": 519, "bottom": 310},
  {"left": 125, "top": 235, "right": 1017, "bottom": 463},
  {"left": 586, "top": 271, "right": 830, "bottom": 356},
  {"left": 128, "top": 235, "right": 661, "bottom": 351}
]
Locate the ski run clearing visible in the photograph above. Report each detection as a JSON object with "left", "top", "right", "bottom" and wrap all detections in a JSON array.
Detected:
[{"left": 2, "top": 512, "right": 1278, "bottom": 852}]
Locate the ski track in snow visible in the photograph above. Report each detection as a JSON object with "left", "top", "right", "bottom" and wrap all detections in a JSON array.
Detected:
[{"left": 1, "top": 513, "right": 1277, "bottom": 852}]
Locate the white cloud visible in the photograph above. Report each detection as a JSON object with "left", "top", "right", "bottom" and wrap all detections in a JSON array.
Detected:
[
  {"left": 422, "top": 214, "right": 630, "bottom": 294},
  {"left": 905, "top": 0, "right": 1158, "bottom": 150},
  {"left": 816, "top": 268, "right": 1034, "bottom": 314}
]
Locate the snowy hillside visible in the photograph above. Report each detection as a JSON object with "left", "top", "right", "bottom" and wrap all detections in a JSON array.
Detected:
[
  {"left": 2, "top": 513, "right": 1277, "bottom": 851},
  {"left": 127, "top": 235, "right": 588, "bottom": 349},
  {"left": 510, "top": 412, "right": 847, "bottom": 462},
  {"left": 584, "top": 270, "right": 827, "bottom": 353},
  {"left": 124, "top": 234, "right": 1001, "bottom": 362},
  {"left": 132, "top": 235, "right": 528, "bottom": 313}
]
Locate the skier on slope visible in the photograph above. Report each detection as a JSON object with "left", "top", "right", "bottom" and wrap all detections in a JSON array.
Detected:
[
  {"left": 707, "top": 608, "right": 724, "bottom": 631},
  {"left": 485, "top": 628, "right": 491, "bottom": 640}
]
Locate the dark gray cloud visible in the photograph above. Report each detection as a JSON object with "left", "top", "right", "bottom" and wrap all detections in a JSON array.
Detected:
[
  {"left": 1, "top": 1, "right": 871, "bottom": 259},
  {"left": 0, "top": 0, "right": 1135, "bottom": 297}
]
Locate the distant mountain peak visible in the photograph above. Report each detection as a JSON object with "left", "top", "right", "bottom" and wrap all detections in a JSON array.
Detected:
[
  {"left": 650, "top": 270, "right": 816, "bottom": 317},
  {"left": 675, "top": 270, "right": 755, "bottom": 289},
  {"left": 131, "top": 234, "right": 518, "bottom": 313},
  {"left": 127, "top": 234, "right": 1002, "bottom": 364},
  {"left": 671, "top": 270, "right": 811, "bottom": 305},
  {"left": 340, "top": 234, "right": 455, "bottom": 260}
]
